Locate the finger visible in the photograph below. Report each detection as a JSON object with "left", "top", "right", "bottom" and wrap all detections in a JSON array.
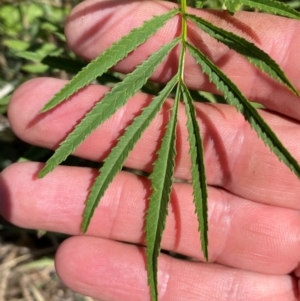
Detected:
[
  {"left": 2, "top": 162, "right": 300, "bottom": 274},
  {"left": 9, "top": 78, "right": 300, "bottom": 209},
  {"left": 65, "top": 0, "right": 300, "bottom": 118},
  {"left": 55, "top": 236, "right": 299, "bottom": 301}
]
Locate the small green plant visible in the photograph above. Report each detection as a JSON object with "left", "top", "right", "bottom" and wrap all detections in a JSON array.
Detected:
[{"left": 38, "top": 1, "right": 300, "bottom": 300}]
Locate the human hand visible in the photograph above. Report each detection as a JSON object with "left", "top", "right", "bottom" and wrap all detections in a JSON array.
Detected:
[{"left": 1, "top": 1, "right": 300, "bottom": 300}]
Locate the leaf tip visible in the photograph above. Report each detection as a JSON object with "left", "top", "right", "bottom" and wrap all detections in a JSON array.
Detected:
[
  {"left": 81, "top": 205, "right": 93, "bottom": 233},
  {"left": 37, "top": 161, "right": 55, "bottom": 179},
  {"left": 40, "top": 103, "right": 52, "bottom": 113},
  {"left": 287, "top": 83, "right": 300, "bottom": 97},
  {"left": 80, "top": 218, "right": 89, "bottom": 234},
  {"left": 81, "top": 224, "right": 88, "bottom": 234},
  {"left": 37, "top": 167, "right": 48, "bottom": 179},
  {"left": 203, "top": 248, "right": 209, "bottom": 262}
]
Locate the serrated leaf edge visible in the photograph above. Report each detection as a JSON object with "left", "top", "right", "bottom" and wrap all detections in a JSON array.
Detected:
[
  {"left": 41, "top": 8, "right": 179, "bottom": 112},
  {"left": 145, "top": 83, "right": 180, "bottom": 301},
  {"left": 187, "top": 41, "right": 300, "bottom": 180},
  {"left": 187, "top": 13, "right": 299, "bottom": 95},
  {"left": 38, "top": 38, "right": 180, "bottom": 179},
  {"left": 81, "top": 75, "right": 178, "bottom": 232},
  {"left": 181, "top": 83, "right": 209, "bottom": 260}
]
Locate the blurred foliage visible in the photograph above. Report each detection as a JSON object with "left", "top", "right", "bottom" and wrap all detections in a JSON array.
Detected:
[
  {"left": 0, "top": 0, "right": 81, "bottom": 80},
  {"left": 0, "top": 2, "right": 97, "bottom": 300},
  {"left": 0, "top": 0, "right": 91, "bottom": 170}
]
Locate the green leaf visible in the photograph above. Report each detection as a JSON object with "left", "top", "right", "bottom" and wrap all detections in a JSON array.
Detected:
[
  {"left": 0, "top": 94, "right": 10, "bottom": 106},
  {"left": 188, "top": 0, "right": 205, "bottom": 8},
  {"left": 41, "top": 8, "right": 179, "bottom": 112},
  {"left": 38, "top": 38, "right": 180, "bottom": 178},
  {"left": 187, "top": 13, "right": 299, "bottom": 95},
  {"left": 41, "top": 56, "right": 121, "bottom": 84},
  {"left": 187, "top": 42, "right": 300, "bottom": 179},
  {"left": 146, "top": 84, "right": 180, "bottom": 301},
  {"left": 81, "top": 75, "right": 178, "bottom": 232},
  {"left": 181, "top": 83, "right": 208, "bottom": 261},
  {"left": 16, "top": 43, "right": 63, "bottom": 62},
  {"left": 238, "top": 0, "right": 300, "bottom": 19},
  {"left": 3, "top": 39, "right": 30, "bottom": 52},
  {"left": 224, "top": 0, "right": 242, "bottom": 14},
  {"left": 21, "top": 63, "right": 49, "bottom": 74}
]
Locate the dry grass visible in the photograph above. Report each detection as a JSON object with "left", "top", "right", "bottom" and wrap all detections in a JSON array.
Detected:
[{"left": 0, "top": 220, "right": 96, "bottom": 301}]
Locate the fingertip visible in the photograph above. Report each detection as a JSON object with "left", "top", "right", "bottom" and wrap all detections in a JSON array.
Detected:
[
  {"left": 0, "top": 162, "right": 39, "bottom": 226},
  {"left": 64, "top": 0, "right": 177, "bottom": 62},
  {"left": 0, "top": 164, "right": 13, "bottom": 221},
  {"left": 54, "top": 236, "right": 147, "bottom": 301},
  {"left": 8, "top": 78, "right": 66, "bottom": 140},
  {"left": 8, "top": 79, "right": 40, "bottom": 134},
  {"left": 55, "top": 236, "right": 79, "bottom": 288}
]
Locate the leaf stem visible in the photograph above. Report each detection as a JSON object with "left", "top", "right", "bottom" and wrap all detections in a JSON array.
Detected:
[{"left": 179, "top": 0, "right": 188, "bottom": 82}]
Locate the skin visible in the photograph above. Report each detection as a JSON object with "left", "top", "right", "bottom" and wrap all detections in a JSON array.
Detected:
[{"left": 1, "top": 0, "right": 300, "bottom": 300}]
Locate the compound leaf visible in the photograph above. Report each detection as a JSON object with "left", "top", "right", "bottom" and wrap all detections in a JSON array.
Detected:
[
  {"left": 38, "top": 38, "right": 180, "bottom": 178},
  {"left": 187, "top": 13, "right": 299, "bottom": 95},
  {"left": 81, "top": 75, "right": 178, "bottom": 232},
  {"left": 187, "top": 42, "right": 300, "bottom": 179},
  {"left": 146, "top": 84, "right": 180, "bottom": 301},
  {"left": 35, "top": 4, "right": 300, "bottom": 301},
  {"left": 41, "top": 8, "right": 179, "bottom": 112},
  {"left": 181, "top": 83, "right": 208, "bottom": 260}
]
